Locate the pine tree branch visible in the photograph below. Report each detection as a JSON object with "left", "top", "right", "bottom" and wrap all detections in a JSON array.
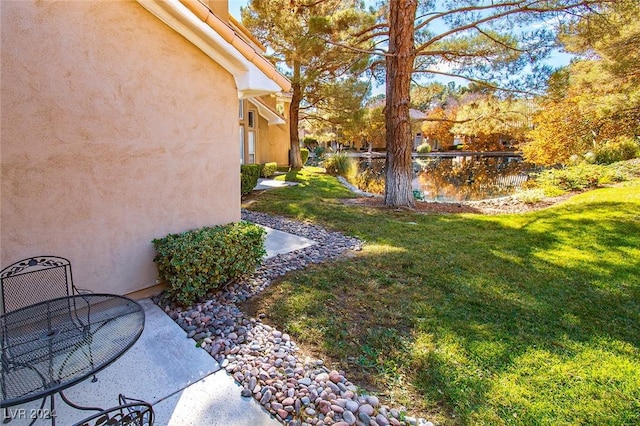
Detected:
[
  {"left": 311, "top": 35, "right": 391, "bottom": 56},
  {"left": 474, "top": 26, "right": 531, "bottom": 53},
  {"left": 415, "top": 0, "right": 609, "bottom": 54},
  {"left": 412, "top": 69, "right": 540, "bottom": 95}
]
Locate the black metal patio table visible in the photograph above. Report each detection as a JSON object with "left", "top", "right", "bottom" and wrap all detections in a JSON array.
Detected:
[{"left": 1, "top": 294, "right": 145, "bottom": 424}]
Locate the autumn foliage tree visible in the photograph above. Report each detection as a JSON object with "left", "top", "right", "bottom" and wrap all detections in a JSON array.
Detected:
[
  {"left": 522, "top": 0, "right": 640, "bottom": 165},
  {"left": 421, "top": 106, "right": 456, "bottom": 150},
  {"left": 452, "top": 95, "right": 535, "bottom": 151}
]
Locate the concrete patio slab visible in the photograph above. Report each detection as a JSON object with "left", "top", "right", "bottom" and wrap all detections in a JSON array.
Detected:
[
  {"left": 153, "top": 371, "right": 281, "bottom": 426},
  {"left": 261, "top": 225, "right": 317, "bottom": 258},
  {"left": 254, "top": 178, "right": 298, "bottom": 191},
  {"left": 7, "top": 299, "right": 277, "bottom": 426}
]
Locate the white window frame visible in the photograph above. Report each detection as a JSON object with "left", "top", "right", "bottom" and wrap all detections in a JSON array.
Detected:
[{"left": 240, "top": 126, "right": 245, "bottom": 164}]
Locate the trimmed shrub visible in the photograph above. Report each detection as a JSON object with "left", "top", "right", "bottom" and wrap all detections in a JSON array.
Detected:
[
  {"left": 416, "top": 143, "right": 432, "bottom": 154},
  {"left": 261, "top": 162, "right": 278, "bottom": 178},
  {"left": 241, "top": 164, "right": 261, "bottom": 196},
  {"left": 300, "top": 148, "right": 310, "bottom": 165},
  {"left": 152, "top": 222, "right": 266, "bottom": 306}
]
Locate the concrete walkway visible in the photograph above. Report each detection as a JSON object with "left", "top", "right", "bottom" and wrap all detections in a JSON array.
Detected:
[
  {"left": 9, "top": 228, "right": 317, "bottom": 426},
  {"left": 254, "top": 178, "right": 298, "bottom": 191},
  {"left": 262, "top": 225, "right": 316, "bottom": 258}
]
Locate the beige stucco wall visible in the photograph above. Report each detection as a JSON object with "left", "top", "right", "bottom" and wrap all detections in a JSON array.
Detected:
[
  {"left": 1, "top": 0, "right": 240, "bottom": 295},
  {"left": 255, "top": 96, "right": 290, "bottom": 167},
  {"left": 257, "top": 117, "right": 290, "bottom": 167}
]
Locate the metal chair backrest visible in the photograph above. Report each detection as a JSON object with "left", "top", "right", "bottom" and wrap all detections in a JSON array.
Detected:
[
  {"left": 72, "top": 395, "right": 154, "bottom": 426},
  {"left": 0, "top": 256, "right": 75, "bottom": 314}
]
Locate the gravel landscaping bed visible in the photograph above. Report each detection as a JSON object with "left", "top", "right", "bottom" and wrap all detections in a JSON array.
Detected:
[{"left": 154, "top": 210, "right": 434, "bottom": 426}]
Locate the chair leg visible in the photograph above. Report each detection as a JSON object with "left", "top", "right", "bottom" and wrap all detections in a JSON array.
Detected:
[{"left": 50, "top": 393, "right": 56, "bottom": 426}]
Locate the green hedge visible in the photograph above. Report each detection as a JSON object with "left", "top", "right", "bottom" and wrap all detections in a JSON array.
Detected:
[
  {"left": 241, "top": 164, "right": 261, "bottom": 196},
  {"left": 152, "top": 222, "right": 266, "bottom": 306},
  {"left": 261, "top": 162, "right": 278, "bottom": 178}
]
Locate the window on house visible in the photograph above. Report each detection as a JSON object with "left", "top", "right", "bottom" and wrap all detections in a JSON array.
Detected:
[
  {"left": 239, "top": 126, "right": 245, "bottom": 164},
  {"left": 248, "top": 130, "right": 256, "bottom": 164},
  {"left": 248, "top": 110, "right": 255, "bottom": 129},
  {"left": 239, "top": 100, "right": 244, "bottom": 120}
]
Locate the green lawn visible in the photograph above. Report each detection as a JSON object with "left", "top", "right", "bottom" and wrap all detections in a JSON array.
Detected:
[{"left": 245, "top": 168, "right": 640, "bottom": 425}]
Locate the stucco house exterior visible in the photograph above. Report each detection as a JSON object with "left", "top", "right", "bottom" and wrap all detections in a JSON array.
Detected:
[
  {"left": 1, "top": 0, "right": 290, "bottom": 296},
  {"left": 231, "top": 16, "right": 292, "bottom": 167},
  {"left": 240, "top": 93, "right": 292, "bottom": 167}
]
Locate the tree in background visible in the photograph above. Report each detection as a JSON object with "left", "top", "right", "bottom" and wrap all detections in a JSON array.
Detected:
[
  {"left": 420, "top": 105, "right": 457, "bottom": 150},
  {"left": 242, "top": 0, "right": 374, "bottom": 168},
  {"left": 452, "top": 95, "right": 535, "bottom": 151},
  {"left": 244, "top": 0, "right": 613, "bottom": 203},
  {"left": 410, "top": 82, "right": 449, "bottom": 111},
  {"left": 361, "top": 100, "right": 386, "bottom": 150},
  {"left": 523, "top": 0, "right": 640, "bottom": 165},
  {"left": 302, "top": 77, "right": 370, "bottom": 149}
]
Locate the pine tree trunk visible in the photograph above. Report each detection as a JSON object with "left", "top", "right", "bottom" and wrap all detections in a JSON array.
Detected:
[
  {"left": 384, "top": 0, "right": 417, "bottom": 207},
  {"left": 289, "top": 60, "right": 303, "bottom": 169}
]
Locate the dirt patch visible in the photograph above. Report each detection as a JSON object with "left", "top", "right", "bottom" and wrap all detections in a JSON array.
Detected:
[{"left": 342, "top": 192, "right": 579, "bottom": 215}]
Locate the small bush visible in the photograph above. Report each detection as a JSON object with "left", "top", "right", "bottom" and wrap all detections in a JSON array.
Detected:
[
  {"left": 532, "top": 163, "right": 617, "bottom": 193},
  {"left": 261, "top": 162, "right": 278, "bottom": 178},
  {"left": 416, "top": 143, "right": 432, "bottom": 154},
  {"left": 594, "top": 136, "right": 640, "bottom": 165},
  {"left": 608, "top": 158, "right": 640, "bottom": 180},
  {"left": 241, "top": 164, "right": 261, "bottom": 196},
  {"left": 323, "top": 152, "right": 357, "bottom": 180},
  {"left": 514, "top": 188, "right": 546, "bottom": 204},
  {"left": 300, "top": 148, "right": 310, "bottom": 165},
  {"left": 153, "top": 222, "right": 266, "bottom": 306}
]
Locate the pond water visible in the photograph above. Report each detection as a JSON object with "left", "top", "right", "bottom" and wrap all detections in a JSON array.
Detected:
[{"left": 358, "top": 155, "right": 534, "bottom": 202}]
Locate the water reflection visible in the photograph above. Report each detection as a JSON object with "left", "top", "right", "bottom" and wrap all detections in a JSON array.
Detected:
[{"left": 358, "top": 155, "right": 533, "bottom": 202}]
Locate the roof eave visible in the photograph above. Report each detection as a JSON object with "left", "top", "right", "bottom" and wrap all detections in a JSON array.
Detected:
[
  {"left": 137, "top": 0, "right": 290, "bottom": 98},
  {"left": 248, "top": 98, "right": 286, "bottom": 125}
]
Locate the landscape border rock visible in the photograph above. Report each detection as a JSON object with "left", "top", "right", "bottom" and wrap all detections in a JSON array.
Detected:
[{"left": 155, "top": 210, "right": 434, "bottom": 426}]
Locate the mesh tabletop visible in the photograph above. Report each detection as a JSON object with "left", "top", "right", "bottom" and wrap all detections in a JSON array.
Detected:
[{"left": 1, "top": 294, "right": 144, "bottom": 407}]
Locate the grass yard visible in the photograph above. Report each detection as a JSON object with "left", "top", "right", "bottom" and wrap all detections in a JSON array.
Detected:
[{"left": 244, "top": 168, "right": 640, "bottom": 425}]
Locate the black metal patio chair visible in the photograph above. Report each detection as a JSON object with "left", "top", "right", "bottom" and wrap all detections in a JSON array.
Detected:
[
  {"left": 0, "top": 256, "right": 84, "bottom": 314},
  {"left": 1, "top": 256, "right": 96, "bottom": 421},
  {"left": 72, "top": 394, "right": 154, "bottom": 426}
]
